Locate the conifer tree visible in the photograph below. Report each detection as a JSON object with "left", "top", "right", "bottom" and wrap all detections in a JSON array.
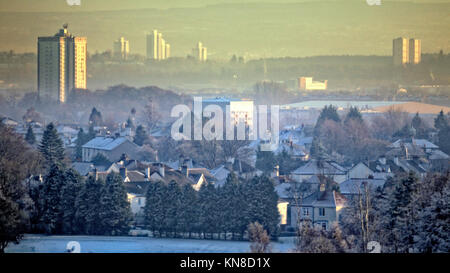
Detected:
[
  {"left": 75, "top": 128, "right": 86, "bottom": 161},
  {"left": 74, "top": 175, "right": 104, "bottom": 235},
  {"left": 134, "top": 125, "right": 148, "bottom": 146},
  {"left": 144, "top": 181, "right": 166, "bottom": 237},
  {"left": 40, "top": 164, "right": 66, "bottom": 234},
  {"left": 177, "top": 184, "right": 198, "bottom": 238},
  {"left": 25, "top": 125, "right": 36, "bottom": 145},
  {"left": 164, "top": 180, "right": 182, "bottom": 237},
  {"left": 99, "top": 172, "right": 133, "bottom": 235},
  {"left": 60, "top": 168, "right": 84, "bottom": 234},
  {"left": 221, "top": 172, "right": 245, "bottom": 239},
  {"left": 39, "top": 123, "right": 65, "bottom": 167}
]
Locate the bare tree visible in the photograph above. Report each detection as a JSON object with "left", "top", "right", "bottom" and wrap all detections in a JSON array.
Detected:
[{"left": 248, "top": 222, "right": 272, "bottom": 253}]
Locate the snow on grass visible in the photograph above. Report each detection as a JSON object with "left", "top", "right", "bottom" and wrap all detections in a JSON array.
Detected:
[{"left": 5, "top": 234, "right": 296, "bottom": 253}]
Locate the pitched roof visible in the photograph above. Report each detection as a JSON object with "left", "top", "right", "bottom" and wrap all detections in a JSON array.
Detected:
[
  {"left": 301, "top": 190, "right": 346, "bottom": 208},
  {"left": 292, "top": 160, "right": 346, "bottom": 175},
  {"left": 339, "top": 178, "right": 386, "bottom": 195},
  {"left": 82, "top": 136, "right": 131, "bottom": 151}
]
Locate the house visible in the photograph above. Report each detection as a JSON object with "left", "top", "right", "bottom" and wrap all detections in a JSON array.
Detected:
[
  {"left": 290, "top": 182, "right": 346, "bottom": 231},
  {"left": 347, "top": 162, "right": 374, "bottom": 180},
  {"left": 291, "top": 160, "right": 347, "bottom": 183},
  {"left": 211, "top": 158, "right": 262, "bottom": 187},
  {"left": 339, "top": 178, "right": 386, "bottom": 199},
  {"left": 82, "top": 136, "right": 139, "bottom": 162}
]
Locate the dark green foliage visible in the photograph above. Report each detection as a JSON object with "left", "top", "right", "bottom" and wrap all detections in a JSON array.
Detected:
[
  {"left": 0, "top": 125, "right": 41, "bottom": 252},
  {"left": 25, "top": 125, "right": 36, "bottom": 145},
  {"left": 344, "top": 106, "right": 363, "bottom": 124},
  {"left": 142, "top": 175, "right": 280, "bottom": 240},
  {"left": 74, "top": 175, "right": 104, "bottom": 235},
  {"left": 75, "top": 128, "right": 93, "bottom": 161},
  {"left": 39, "top": 164, "right": 66, "bottom": 234},
  {"left": 60, "top": 169, "right": 84, "bottom": 234},
  {"left": 144, "top": 181, "right": 166, "bottom": 236},
  {"left": 434, "top": 110, "right": 448, "bottom": 131},
  {"left": 89, "top": 107, "right": 103, "bottom": 127},
  {"left": 134, "top": 125, "right": 148, "bottom": 146},
  {"left": 164, "top": 181, "right": 182, "bottom": 235},
  {"left": 91, "top": 153, "right": 111, "bottom": 166},
  {"left": 255, "top": 150, "right": 276, "bottom": 174},
  {"left": 243, "top": 176, "right": 280, "bottom": 237},
  {"left": 39, "top": 123, "right": 65, "bottom": 167},
  {"left": 177, "top": 184, "right": 198, "bottom": 237},
  {"left": 99, "top": 173, "right": 133, "bottom": 235},
  {"left": 315, "top": 105, "right": 341, "bottom": 131}
]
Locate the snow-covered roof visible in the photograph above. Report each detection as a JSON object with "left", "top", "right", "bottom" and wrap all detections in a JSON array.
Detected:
[
  {"left": 339, "top": 178, "right": 386, "bottom": 195},
  {"left": 292, "top": 160, "right": 346, "bottom": 175},
  {"left": 82, "top": 136, "right": 129, "bottom": 150}
]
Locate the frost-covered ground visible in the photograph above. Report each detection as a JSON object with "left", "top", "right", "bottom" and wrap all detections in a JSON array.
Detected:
[{"left": 5, "top": 234, "right": 296, "bottom": 253}]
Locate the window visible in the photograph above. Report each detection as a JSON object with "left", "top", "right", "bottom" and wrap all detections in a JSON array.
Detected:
[
  {"left": 302, "top": 208, "right": 309, "bottom": 217},
  {"left": 321, "top": 222, "right": 327, "bottom": 230},
  {"left": 137, "top": 198, "right": 141, "bottom": 205},
  {"left": 319, "top": 208, "right": 325, "bottom": 216}
]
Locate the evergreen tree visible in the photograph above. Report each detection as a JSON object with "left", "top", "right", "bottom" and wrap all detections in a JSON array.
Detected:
[
  {"left": 25, "top": 125, "right": 36, "bottom": 145},
  {"left": 314, "top": 105, "right": 341, "bottom": 135},
  {"left": 39, "top": 164, "right": 66, "bottom": 234},
  {"left": 144, "top": 181, "right": 166, "bottom": 236},
  {"left": 243, "top": 176, "right": 279, "bottom": 237},
  {"left": 344, "top": 106, "right": 363, "bottom": 124},
  {"left": 75, "top": 128, "right": 86, "bottom": 161},
  {"left": 177, "top": 184, "right": 198, "bottom": 238},
  {"left": 134, "top": 125, "right": 148, "bottom": 146},
  {"left": 60, "top": 168, "right": 84, "bottom": 234},
  {"left": 221, "top": 172, "right": 246, "bottom": 239},
  {"left": 74, "top": 175, "right": 104, "bottom": 235},
  {"left": 437, "top": 125, "right": 450, "bottom": 154},
  {"left": 386, "top": 172, "right": 419, "bottom": 253},
  {"left": 39, "top": 123, "right": 65, "bottom": 167},
  {"left": 87, "top": 124, "right": 96, "bottom": 140},
  {"left": 415, "top": 182, "right": 450, "bottom": 253},
  {"left": 198, "top": 183, "right": 217, "bottom": 239},
  {"left": 89, "top": 107, "right": 103, "bottom": 127},
  {"left": 255, "top": 150, "right": 276, "bottom": 174},
  {"left": 164, "top": 180, "right": 182, "bottom": 237},
  {"left": 434, "top": 110, "right": 448, "bottom": 131},
  {"left": 99, "top": 172, "right": 133, "bottom": 235},
  {"left": 91, "top": 153, "right": 112, "bottom": 166}
]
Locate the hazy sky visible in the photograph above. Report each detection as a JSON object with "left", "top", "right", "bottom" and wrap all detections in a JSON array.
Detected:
[
  {"left": 1, "top": 0, "right": 449, "bottom": 58},
  {"left": 1, "top": 0, "right": 450, "bottom": 12}
]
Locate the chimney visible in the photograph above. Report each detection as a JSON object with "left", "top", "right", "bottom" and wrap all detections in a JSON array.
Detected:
[
  {"left": 159, "top": 164, "right": 165, "bottom": 177},
  {"left": 145, "top": 167, "right": 151, "bottom": 179},
  {"left": 225, "top": 161, "right": 233, "bottom": 171},
  {"left": 94, "top": 168, "right": 98, "bottom": 181},
  {"left": 181, "top": 164, "right": 189, "bottom": 177},
  {"left": 120, "top": 167, "right": 127, "bottom": 179}
]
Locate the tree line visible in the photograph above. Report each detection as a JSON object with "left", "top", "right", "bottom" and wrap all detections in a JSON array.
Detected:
[
  {"left": 144, "top": 172, "right": 280, "bottom": 240},
  {"left": 294, "top": 171, "right": 449, "bottom": 253}
]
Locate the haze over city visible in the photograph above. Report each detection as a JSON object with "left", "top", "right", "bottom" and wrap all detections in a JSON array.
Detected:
[{"left": 1, "top": 0, "right": 449, "bottom": 58}]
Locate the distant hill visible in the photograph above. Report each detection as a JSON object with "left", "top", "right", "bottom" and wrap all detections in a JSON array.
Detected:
[{"left": 0, "top": 1, "right": 449, "bottom": 58}]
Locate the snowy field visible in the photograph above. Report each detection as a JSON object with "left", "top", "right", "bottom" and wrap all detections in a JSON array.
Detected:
[{"left": 5, "top": 234, "right": 296, "bottom": 253}]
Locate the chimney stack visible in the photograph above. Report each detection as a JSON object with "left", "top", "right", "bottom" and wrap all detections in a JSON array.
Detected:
[
  {"left": 145, "top": 167, "right": 151, "bottom": 179},
  {"left": 159, "top": 164, "right": 165, "bottom": 177},
  {"left": 120, "top": 167, "right": 127, "bottom": 179},
  {"left": 181, "top": 164, "right": 189, "bottom": 177},
  {"left": 94, "top": 168, "right": 98, "bottom": 181}
]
